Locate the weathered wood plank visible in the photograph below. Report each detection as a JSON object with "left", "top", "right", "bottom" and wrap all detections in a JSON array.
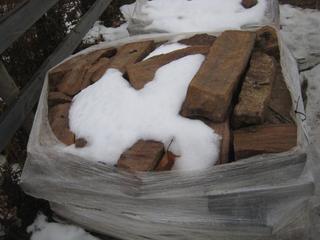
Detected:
[
  {"left": 0, "top": 0, "right": 60, "bottom": 54},
  {"left": 0, "top": 0, "right": 113, "bottom": 152}
]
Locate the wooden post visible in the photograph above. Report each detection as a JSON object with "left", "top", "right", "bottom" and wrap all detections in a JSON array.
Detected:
[{"left": 0, "top": 61, "right": 19, "bottom": 105}]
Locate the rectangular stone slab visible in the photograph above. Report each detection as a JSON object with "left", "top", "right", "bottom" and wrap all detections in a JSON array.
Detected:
[
  {"left": 178, "top": 34, "right": 217, "bottom": 46},
  {"left": 255, "top": 26, "right": 280, "bottom": 60},
  {"left": 233, "top": 52, "right": 277, "bottom": 128},
  {"left": 206, "top": 120, "right": 231, "bottom": 165},
  {"left": 181, "top": 30, "right": 256, "bottom": 122},
  {"left": 48, "top": 103, "right": 75, "bottom": 146},
  {"left": 83, "top": 57, "right": 111, "bottom": 84},
  {"left": 48, "top": 91, "right": 72, "bottom": 107},
  {"left": 126, "top": 46, "right": 210, "bottom": 89},
  {"left": 56, "top": 65, "right": 89, "bottom": 96},
  {"left": 117, "top": 140, "right": 164, "bottom": 172},
  {"left": 108, "top": 40, "right": 155, "bottom": 73},
  {"left": 155, "top": 151, "right": 176, "bottom": 171},
  {"left": 233, "top": 124, "right": 297, "bottom": 160},
  {"left": 265, "top": 63, "right": 294, "bottom": 124},
  {"left": 49, "top": 47, "right": 116, "bottom": 88}
]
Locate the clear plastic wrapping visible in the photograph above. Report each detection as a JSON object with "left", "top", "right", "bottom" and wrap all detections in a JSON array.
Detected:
[
  {"left": 126, "top": 0, "right": 280, "bottom": 35},
  {"left": 21, "top": 27, "right": 317, "bottom": 240}
]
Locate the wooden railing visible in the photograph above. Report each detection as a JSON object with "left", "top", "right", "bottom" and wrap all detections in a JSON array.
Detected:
[{"left": 0, "top": 0, "right": 113, "bottom": 151}]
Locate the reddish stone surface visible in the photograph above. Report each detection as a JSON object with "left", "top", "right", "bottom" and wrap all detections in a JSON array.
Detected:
[
  {"left": 108, "top": 41, "right": 155, "bottom": 73},
  {"left": 181, "top": 31, "right": 256, "bottom": 122},
  {"left": 49, "top": 47, "right": 116, "bottom": 88},
  {"left": 117, "top": 140, "right": 164, "bottom": 172},
  {"left": 48, "top": 91, "right": 72, "bottom": 107},
  {"left": 265, "top": 63, "right": 295, "bottom": 124},
  {"left": 89, "top": 58, "right": 111, "bottom": 83},
  {"left": 233, "top": 124, "right": 297, "bottom": 160},
  {"left": 209, "top": 120, "right": 231, "bottom": 165},
  {"left": 155, "top": 151, "right": 176, "bottom": 171},
  {"left": 75, "top": 138, "right": 87, "bottom": 148},
  {"left": 56, "top": 65, "right": 88, "bottom": 96},
  {"left": 241, "top": 0, "right": 258, "bottom": 8},
  {"left": 127, "top": 46, "right": 210, "bottom": 89},
  {"left": 178, "top": 34, "right": 217, "bottom": 46},
  {"left": 233, "top": 52, "right": 277, "bottom": 128},
  {"left": 255, "top": 26, "right": 280, "bottom": 60},
  {"left": 48, "top": 103, "right": 75, "bottom": 145}
]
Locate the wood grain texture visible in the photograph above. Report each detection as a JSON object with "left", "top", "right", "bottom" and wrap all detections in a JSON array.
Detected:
[
  {"left": 0, "top": 0, "right": 113, "bottom": 152},
  {"left": 0, "top": 0, "right": 59, "bottom": 54}
]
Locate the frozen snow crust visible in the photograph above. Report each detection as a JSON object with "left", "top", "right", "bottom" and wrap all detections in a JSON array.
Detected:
[
  {"left": 68, "top": 55, "right": 220, "bottom": 171},
  {"left": 28, "top": 214, "right": 99, "bottom": 240}
]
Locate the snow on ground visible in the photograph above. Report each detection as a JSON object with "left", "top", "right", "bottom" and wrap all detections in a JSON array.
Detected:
[
  {"left": 301, "top": 65, "right": 320, "bottom": 141},
  {"left": 280, "top": 4, "right": 320, "bottom": 70},
  {"left": 68, "top": 55, "right": 220, "bottom": 171},
  {"left": 28, "top": 214, "right": 100, "bottom": 240},
  {"left": 83, "top": 21, "right": 129, "bottom": 44},
  {"left": 130, "top": 0, "right": 267, "bottom": 33},
  {"left": 144, "top": 42, "right": 188, "bottom": 60}
]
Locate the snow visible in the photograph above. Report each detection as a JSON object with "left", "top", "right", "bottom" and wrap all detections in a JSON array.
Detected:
[
  {"left": 133, "top": 0, "right": 267, "bottom": 33},
  {"left": 68, "top": 55, "right": 220, "bottom": 171},
  {"left": 83, "top": 22, "right": 129, "bottom": 44},
  {"left": 280, "top": 4, "right": 320, "bottom": 70},
  {"left": 120, "top": 2, "right": 137, "bottom": 22},
  {"left": 301, "top": 64, "right": 320, "bottom": 140},
  {"left": 28, "top": 214, "right": 100, "bottom": 240},
  {"left": 144, "top": 42, "right": 188, "bottom": 60}
]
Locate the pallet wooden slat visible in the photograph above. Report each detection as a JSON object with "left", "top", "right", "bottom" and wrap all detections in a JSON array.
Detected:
[
  {"left": 0, "top": 0, "right": 60, "bottom": 54},
  {"left": 0, "top": 0, "right": 113, "bottom": 152}
]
